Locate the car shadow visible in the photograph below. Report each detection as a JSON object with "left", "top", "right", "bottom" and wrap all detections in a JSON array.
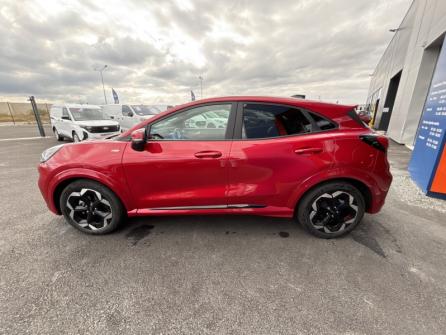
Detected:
[{"left": 117, "top": 215, "right": 303, "bottom": 246}]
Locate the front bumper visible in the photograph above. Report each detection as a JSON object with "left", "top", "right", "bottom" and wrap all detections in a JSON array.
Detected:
[{"left": 38, "top": 163, "right": 59, "bottom": 214}]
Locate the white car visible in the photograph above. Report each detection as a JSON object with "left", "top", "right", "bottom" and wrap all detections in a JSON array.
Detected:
[
  {"left": 185, "top": 111, "right": 228, "bottom": 129},
  {"left": 101, "top": 104, "right": 164, "bottom": 131},
  {"left": 49, "top": 104, "right": 121, "bottom": 142}
]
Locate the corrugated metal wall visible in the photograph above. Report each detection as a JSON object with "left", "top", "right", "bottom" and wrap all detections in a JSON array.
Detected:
[{"left": 367, "top": 0, "right": 446, "bottom": 145}]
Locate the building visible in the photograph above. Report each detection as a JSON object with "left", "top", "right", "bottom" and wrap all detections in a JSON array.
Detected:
[{"left": 366, "top": 0, "right": 446, "bottom": 146}]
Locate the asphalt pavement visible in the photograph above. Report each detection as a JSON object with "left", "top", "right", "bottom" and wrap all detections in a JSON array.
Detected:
[
  {"left": 0, "top": 123, "right": 52, "bottom": 139},
  {"left": 1, "top": 127, "right": 446, "bottom": 334}
]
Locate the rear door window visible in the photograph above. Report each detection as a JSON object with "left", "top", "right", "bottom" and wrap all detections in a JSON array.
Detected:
[{"left": 241, "top": 103, "right": 312, "bottom": 139}]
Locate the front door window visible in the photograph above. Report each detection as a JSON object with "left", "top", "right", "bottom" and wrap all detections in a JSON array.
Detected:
[{"left": 150, "top": 104, "right": 231, "bottom": 140}]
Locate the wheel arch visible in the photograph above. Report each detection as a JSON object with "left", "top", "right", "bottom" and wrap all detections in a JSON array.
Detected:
[
  {"left": 294, "top": 177, "right": 372, "bottom": 217},
  {"left": 52, "top": 176, "right": 130, "bottom": 215}
]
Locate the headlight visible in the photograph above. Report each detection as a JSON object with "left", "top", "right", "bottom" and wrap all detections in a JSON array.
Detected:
[
  {"left": 80, "top": 125, "right": 93, "bottom": 132},
  {"left": 40, "top": 144, "right": 64, "bottom": 163}
]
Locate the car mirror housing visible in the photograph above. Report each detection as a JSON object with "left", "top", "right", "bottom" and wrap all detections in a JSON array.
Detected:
[{"left": 130, "top": 128, "right": 146, "bottom": 151}]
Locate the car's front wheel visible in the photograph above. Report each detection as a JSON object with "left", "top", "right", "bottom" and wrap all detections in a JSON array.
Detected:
[
  {"left": 60, "top": 179, "right": 125, "bottom": 234},
  {"left": 296, "top": 181, "right": 365, "bottom": 239}
]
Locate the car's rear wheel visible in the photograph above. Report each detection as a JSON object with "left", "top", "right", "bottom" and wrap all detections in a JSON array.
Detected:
[
  {"left": 60, "top": 179, "right": 125, "bottom": 235},
  {"left": 53, "top": 128, "right": 63, "bottom": 141},
  {"left": 72, "top": 132, "right": 80, "bottom": 142},
  {"left": 296, "top": 181, "right": 365, "bottom": 239}
]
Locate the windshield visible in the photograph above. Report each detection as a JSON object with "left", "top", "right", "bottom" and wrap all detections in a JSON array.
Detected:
[
  {"left": 131, "top": 105, "right": 160, "bottom": 116},
  {"left": 69, "top": 108, "right": 106, "bottom": 121}
]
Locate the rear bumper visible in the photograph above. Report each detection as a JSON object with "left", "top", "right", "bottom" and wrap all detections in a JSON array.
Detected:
[
  {"left": 368, "top": 152, "right": 393, "bottom": 214},
  {"left": 368, "top": 187, "right": 390, "bottom": 214}
]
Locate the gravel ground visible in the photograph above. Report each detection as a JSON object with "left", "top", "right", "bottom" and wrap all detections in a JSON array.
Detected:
[
  {"left": 388, "top": 144, "right": 446, "bottom": 213},
  {"left": 1, "top": 134, "right": 446, "bottom": 335}
]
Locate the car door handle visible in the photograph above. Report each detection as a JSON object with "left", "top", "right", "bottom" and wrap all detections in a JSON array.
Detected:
[
  {"left": 294, "top": 147, "right": 323, "bottom": 155},
  {"left": 194, "top": 151, "right": 222, "bottom": 158}
]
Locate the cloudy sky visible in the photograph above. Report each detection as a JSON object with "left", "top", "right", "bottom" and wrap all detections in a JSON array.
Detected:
[{"left": 0, "top": 0, "right": 411, "bottom": 105}]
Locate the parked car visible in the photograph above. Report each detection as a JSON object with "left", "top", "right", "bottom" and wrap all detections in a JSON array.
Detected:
[
  {"left": 39, "top": 96, "right": 392, "bottom": 239},
  {"left": 101, "top": 104, "right": 162, "bottom": 131},
  {"left": 49, "top": 104, "right": 121, "bottom": 142}
]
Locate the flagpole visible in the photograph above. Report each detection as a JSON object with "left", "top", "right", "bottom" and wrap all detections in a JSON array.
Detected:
[
  {"left": 94, "top": 65, "right": 108, "bottom": 104},
  {"left": 198, "top": 76, "right": 203, "bottom": 99}
]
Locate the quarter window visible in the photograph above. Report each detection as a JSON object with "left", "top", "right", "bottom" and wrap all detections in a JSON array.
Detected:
[
  {"left": 309, "top": 113, "right": 336, "bottom": 130},
  {"left": 122, "top": 105, "right": 133, "bottom": 117},
  {"left": 242, "top": 103, "right": 312, "bottom": 139},
  {"left": 150, "top": 104, "right": 231, "bottom": 140}
]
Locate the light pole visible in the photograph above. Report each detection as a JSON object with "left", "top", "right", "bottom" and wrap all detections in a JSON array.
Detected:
[
  {"left": 198, "top": 76, "right": 203, "bottom": 99},
  {"left": 94, "top": 65, "right": 108, "bottom": 104}
]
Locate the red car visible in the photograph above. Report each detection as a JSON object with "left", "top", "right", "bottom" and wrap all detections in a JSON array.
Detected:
[{"left": 38, "top": 96, "right": 392, "bottom": 238}]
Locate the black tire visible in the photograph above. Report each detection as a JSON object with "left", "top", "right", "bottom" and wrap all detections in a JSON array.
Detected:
[
  {"left": 59, "top": 179, "right": 125, "bottom": 235},
  {"left": 72, "top": 132, "right": 80, "bottom": 143},
  {"left": 296, "top": 181, "right": 365, "bottom": 239},
  {"left": 53, "top": 127, "right": 63, "bottom": 141}
]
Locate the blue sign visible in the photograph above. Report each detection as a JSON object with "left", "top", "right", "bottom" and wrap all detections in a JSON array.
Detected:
[{"left": 409, "top": 35, "right": 446, "bottom": 196}]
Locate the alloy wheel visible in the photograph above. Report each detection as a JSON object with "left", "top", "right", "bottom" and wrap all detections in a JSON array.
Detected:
[
  {"left": 66, "top": 188, "right": 112, "bottom": 231},
  {"left": 309, "top": 191, "right": 358, "bottom": 234}
]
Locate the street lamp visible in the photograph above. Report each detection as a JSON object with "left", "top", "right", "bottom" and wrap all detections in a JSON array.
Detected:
[
  {"left": 198, "top": 76, "right": 203, "bottom": 99},
  {"left": 94, "top": 65, "right": 108, "bottom": 104}
]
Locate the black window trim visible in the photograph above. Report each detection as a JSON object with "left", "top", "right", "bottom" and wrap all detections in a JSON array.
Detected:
[
  {"left": 144, "top": 101, "right": 237, "bottom": 142},
  {"left": 233, "top": 101, "right": 338, "bottom": 141}
]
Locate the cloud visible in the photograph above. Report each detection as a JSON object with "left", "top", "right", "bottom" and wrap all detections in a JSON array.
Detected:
[{"left": 0, "top": 0, "right": 411, "bottom": 104}]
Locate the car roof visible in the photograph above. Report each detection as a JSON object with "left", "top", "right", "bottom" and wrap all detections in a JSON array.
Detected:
[
  {"left": 64, "top": 104, "right": 101, "bottom": 109},
  {"left": 167, "top": 96, "right": 356, "bottom": 118},
  {"left": 121, "top": 96, "right": 358, "bottom": 136},
  {"left": 168, "top": 96, "right": 355, "bottom": 111}
]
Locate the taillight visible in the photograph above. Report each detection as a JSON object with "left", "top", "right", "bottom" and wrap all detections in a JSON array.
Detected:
[{"left": 359, "top": 134, "right": 389, "bottom": 152}]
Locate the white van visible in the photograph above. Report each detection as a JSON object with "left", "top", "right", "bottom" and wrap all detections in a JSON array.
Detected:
[
  {"left": 101, "top": 104, "right": 164, "bottom": 131},
  {"left": 50, "top": 104, "right": 121, "bottom": 142}
]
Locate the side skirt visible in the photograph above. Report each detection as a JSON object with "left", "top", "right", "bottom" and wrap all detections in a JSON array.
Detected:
[{"left": 129, "top": 205, "right": 293, "bottom": 218}]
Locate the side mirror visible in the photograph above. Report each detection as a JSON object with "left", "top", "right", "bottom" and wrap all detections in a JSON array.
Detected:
[
  {"left": 128, "top": 111, "right": 134, "bottom": 117},
  {"left": 130, "top": 128, "right": 146, "bottom": 151}
]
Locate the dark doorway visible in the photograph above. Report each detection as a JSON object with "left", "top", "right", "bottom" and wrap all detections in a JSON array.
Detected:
[
  {"left": 371, "top": 98, "right": 380, "bottom": 128},
  {"left": 379, "top": 71, "right": 402, "bottom": 131}
]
